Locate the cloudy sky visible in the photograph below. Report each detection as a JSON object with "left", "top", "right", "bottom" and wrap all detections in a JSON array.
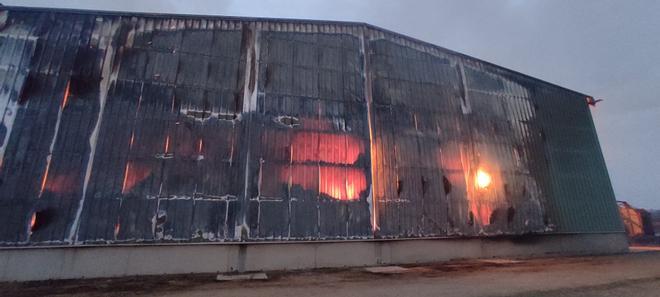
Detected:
[{"left": 6, "top": 0, "right": 660, "bottom": 209}]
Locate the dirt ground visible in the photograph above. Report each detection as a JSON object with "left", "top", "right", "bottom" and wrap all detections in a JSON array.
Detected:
[{"left": 2, "top": 250, "right": 660, "bottom": 297}]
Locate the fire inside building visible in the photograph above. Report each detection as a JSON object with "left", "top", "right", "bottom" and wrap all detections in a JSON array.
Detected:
[{"left": 0, "top": 6, "right": 627, "bottom": 281}]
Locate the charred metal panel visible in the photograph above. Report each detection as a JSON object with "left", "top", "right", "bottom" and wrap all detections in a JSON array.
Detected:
[
  {"left": 0, "top": 7, "right": 622, "bottom": 246},
  {"left": 0, "top": 12, "right": 39, "bottom": 244},
  {"left": 368, "top": 39, "right": 549, "bottom": 236},
  {"left": 368, "top": 39, "right": 455, "bottom": 237},
  {"left": 247, "top": 31, "right": 371, "bottom": 239},
  {"left": 74, "top": 18, "right": 247, "bottom": 244}
]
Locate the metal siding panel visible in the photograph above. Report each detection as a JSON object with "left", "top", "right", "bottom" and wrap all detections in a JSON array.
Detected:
[{"left": 536, "top": 87, "right": 623, "bottom": 233}]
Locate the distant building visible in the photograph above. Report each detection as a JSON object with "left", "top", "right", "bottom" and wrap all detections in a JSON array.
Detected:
[
  {"left": 617, "top": 201, "right": 655, "bottom": 238},
  {"left": 0, "top": 6, "right": 626, "bottom": 281}
]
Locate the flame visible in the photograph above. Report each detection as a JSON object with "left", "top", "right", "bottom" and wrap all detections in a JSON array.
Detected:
[
  {"left": 129, "top": 132, "right": 135, "bottom": 148},
  {"left": 476, "top": 168, "right": 492, "bottom": 189},
  {"left": 38, "top": 161, "right": 51, "bottom": 197},
  {"left": 121, "top": 161, "right": 152, "bottom": 193},
  {"left": 198, "top": 138, "right": 203, "bottom": 154},
  {"left": 164, "top": 135, "right": 170, "bottom": 153},
  {"left": 282, "top": 164, "right": 367, "bottom": 201},
  {"left": 114, "top": 222, "right": 121, "bottom": 238},
  {"left": 283, "top": 131, "right": 367, "bottom": 200},
  {"left": 470, "top": 204, "right": 493, "bottom": 226},
  {"left": 121, "top": 162, "right": 131, "bottom": 194},
  {"left": 319, "top": 167, "right": 366, "bottom": 201},
  {"left": 30, "top": 212, "right": 36, "bottom": 231},
  {"left": 61, "top": 80, "right": 70, "bottom": 109}
]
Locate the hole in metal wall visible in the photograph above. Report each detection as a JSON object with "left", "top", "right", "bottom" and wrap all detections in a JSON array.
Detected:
[
  {"left": 396, "top": 179, "right": 403, "bottom": 197},
  {"left": 29, "top": 209, "right": 54, "bottom": 233},
  {"left": 468, "top": 211, "right": 474, "bottom": 226},
  {"left": 507, "top": 207, "right": 516, "bottom": 224},
  {"left": 442, "top": 176, "right": 452, "bottom": 195},
  {"left": 18, "top": 74, "right": 36, "bottom": 105}
]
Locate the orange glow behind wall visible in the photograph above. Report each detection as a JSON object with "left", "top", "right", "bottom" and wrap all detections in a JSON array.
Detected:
[
  {"left": 284, "top": 132, "right": 367, "bottom": 201},
  {"left": 319, "top": 167, "right": 366, "bottom": 201},
  {"left": 290, "top": 132, "right": 364, "bottom": 165},
  {"left": 121, "top": 162, "right": 152, "bottom": 194}
]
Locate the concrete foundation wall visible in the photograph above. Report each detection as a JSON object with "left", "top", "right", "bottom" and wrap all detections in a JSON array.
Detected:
[{"left": 0, "top": 233, "right": 628, "bottom": 282}]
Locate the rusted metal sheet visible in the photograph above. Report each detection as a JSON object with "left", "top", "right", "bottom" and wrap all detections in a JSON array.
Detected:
[{"left": 0, "top": 7, "right": 622, "bottom": 246}]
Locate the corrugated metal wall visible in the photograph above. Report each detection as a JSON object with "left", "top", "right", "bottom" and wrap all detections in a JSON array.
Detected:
[{"left": 0, "top": 7, "right": 622, "bottom": 246}]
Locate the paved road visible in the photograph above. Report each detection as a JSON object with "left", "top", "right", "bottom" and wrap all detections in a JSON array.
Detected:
[{"left": 3, "top": 251, "right": 660, "bottom": 297}]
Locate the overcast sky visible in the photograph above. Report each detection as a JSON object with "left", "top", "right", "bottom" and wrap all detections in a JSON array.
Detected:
[{"left": 6, "top": 0, "right": 660, "bottom": 209}]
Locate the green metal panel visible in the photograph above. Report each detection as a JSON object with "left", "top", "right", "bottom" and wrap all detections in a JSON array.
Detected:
[{"left": 534, "top": 86, "right": 624, "bottom": 233}]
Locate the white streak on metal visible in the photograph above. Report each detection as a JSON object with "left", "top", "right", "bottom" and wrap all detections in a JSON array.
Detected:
[
  {"left": 38, "top": 101, "right": 65, "bottom": 197},
  {"left": 458, "top": 61, "right": 472, "bottom": 115},
  {"left": 68, "top": 21, "right": 121, "bottom": 244},
  {"left": 360, "top": 28, "right": 378, "bottom": 232},
  {"left": 0, "top": 101, "right": 18, "bottom": 169}
]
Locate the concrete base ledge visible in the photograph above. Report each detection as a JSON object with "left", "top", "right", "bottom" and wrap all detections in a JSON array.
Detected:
[{"left": 0, "top": 233, "right": 628, "bottom": 282}]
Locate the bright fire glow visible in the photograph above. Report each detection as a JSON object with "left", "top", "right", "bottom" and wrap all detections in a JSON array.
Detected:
[
  {"left": 114, "top": 223, "right": 121, "bottom": 238},
  {"left": 290, "top": 132, "right": 364, "bottom": 165},
  {"left": 30, "top": 213, "right": 36, "bottom": 232},
  {"left": 164, "top": 135, "right": 170, "bottom": 153},
  {"left": 121, "top": 161, "right": 152, "bottom": 194},
  {"left": 38, "top": 161, "right": 51, "bottom": 197},
  {"left": 476, "top": 169, "right": 492, "bottom": 189},
  {"left": 282, "top": 132, "right": 367, "bottom": 201},
  {"left": 61, "top": 80, "right": 70, "bottom": 109},
  {"left": 121, "top": 162, "right": 131, "bottom": 194},
  {"left": 318, "top": 167, "right": 366, "bottom": 201}
]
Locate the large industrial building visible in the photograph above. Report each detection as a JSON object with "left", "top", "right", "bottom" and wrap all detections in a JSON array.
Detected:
[{"left": 0, "top": 6, "right": 626, "bottom": 281}]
